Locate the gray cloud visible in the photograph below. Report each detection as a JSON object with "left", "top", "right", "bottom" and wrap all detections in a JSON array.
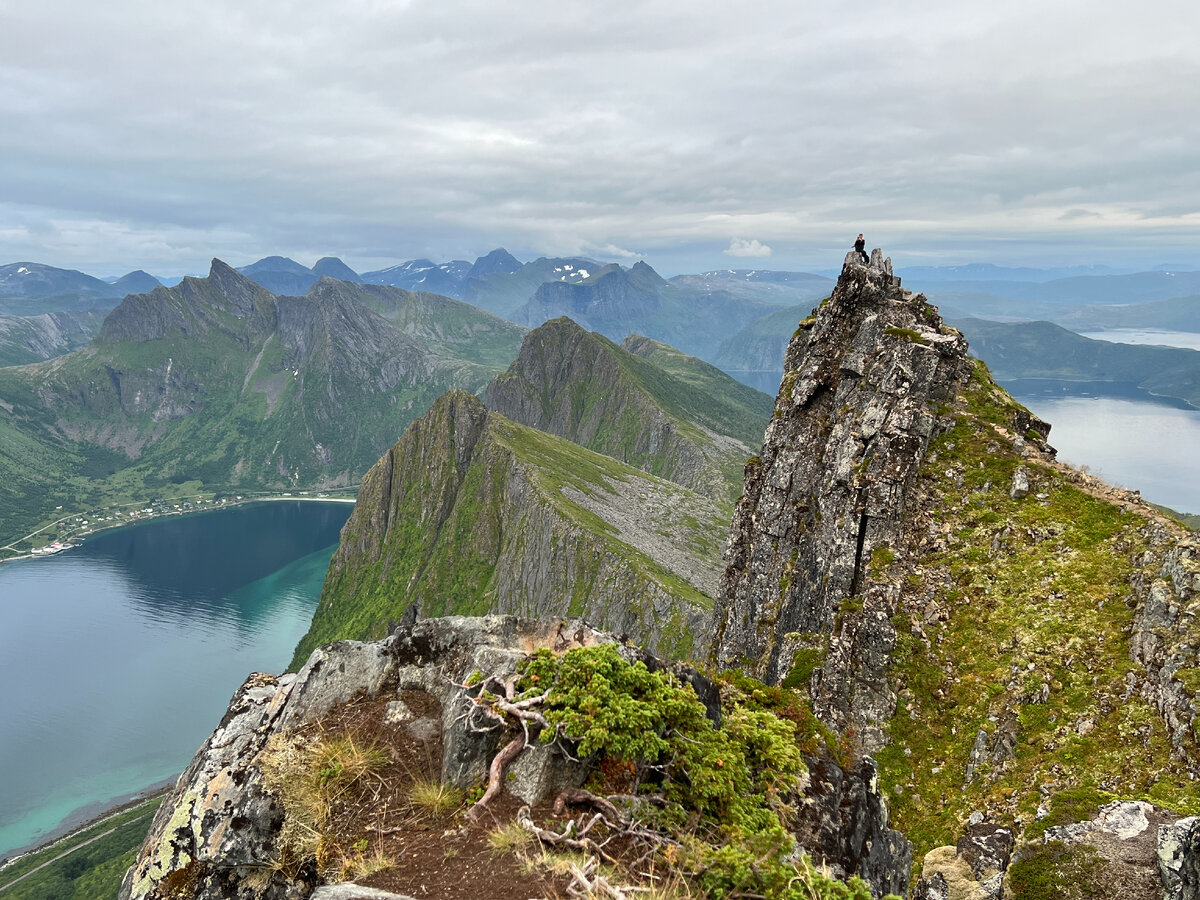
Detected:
[{"left": 1, "top": 0, "right": 1198, "bottom": 274}]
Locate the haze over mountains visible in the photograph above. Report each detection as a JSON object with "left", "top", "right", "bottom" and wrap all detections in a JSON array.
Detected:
[{"left": 6, "top": 246, "right": 1200, "bottom": 442}]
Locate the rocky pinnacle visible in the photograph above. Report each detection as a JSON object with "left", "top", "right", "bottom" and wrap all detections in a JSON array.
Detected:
[{"left": 712, "top": 249, "right": 972, "bottom": 746}]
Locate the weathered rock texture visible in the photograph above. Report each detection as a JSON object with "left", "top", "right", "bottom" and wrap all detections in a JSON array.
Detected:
[
  {"left": 796, "top": 755, "right": 912, "bottom": 896},
  {"left": 120, "top": 617, "right": 613, "bottom": 900},
  {"left": 1130, "top": 526, "right": 1200, "bottom": 762},
  {"left": 294, "top": 391, "right": 723, "bottom": 666},
  {"left": 713, "top": 249, "right": 972, "bottom": 746},
  {"left": 485, "top": 316, "right": 771, "bottom": 504},
  {"left": 121, "top": 616, "right": 910, "bottom": 900},
  {"left": 913, "top": 824, "right": 1013, "bottom": 900}
]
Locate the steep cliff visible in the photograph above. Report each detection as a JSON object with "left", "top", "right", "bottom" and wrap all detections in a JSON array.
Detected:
[
  {"left": 485, "top": 317, "right": 772, "bottom": 505},
  {"left": 294, "top": 391, "right": 724, "bottom": 666},
  {"left": 714, "top": 249, "right": 973, "bottom": 744},
  {"left": 0, "top": 308, "right": 105, "bottom": 366},
  {"left": 713, "top": 249, "right": 1200, "bottom": 895}
]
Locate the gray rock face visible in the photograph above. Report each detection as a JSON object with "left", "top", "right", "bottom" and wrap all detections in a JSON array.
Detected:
[
  {"left": 1129, "top": 527, "right": 1200, "bottom": 763},
  {"left": 1158, "top": 816, "right": 1200, "bottom": 900},
  {"left": 713, "top": 249, "right": 971, "bottom": 746},
  {"left": 794, "top": 756, "right": 913, "bottom": 898},
  {"left": 1009, "top": 465, "right": 1030, "bottom": 500}
]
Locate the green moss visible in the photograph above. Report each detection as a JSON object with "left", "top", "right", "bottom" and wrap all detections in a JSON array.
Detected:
[
  {"left": 884, "top": 327, "right": 927, "bottom": 344},
  {"left": 781, "top": 645, "right": 824, "bottom": 692},
  {"left": 876, "top": 358, "right": 1200, "bottom": 858},
  {"left": 1024, "top": 786, "right": 1115, "bottom": 840},
  {"left": 869, "top": 545, "right": 896, "bottom": 578},
  {"left": 1006, "top": 842, "right": 1105, "bottom": 900}
]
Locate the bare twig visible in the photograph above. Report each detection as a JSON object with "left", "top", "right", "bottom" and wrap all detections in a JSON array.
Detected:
[
  {"left": 554, "top": 787, "right": 626, "bottom": 824},
  {"left": 517, "top": 805, "right": 620, "bottom": 864}
]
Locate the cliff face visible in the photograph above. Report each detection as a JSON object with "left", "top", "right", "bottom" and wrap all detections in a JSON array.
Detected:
[
  {"left": 485, "top": 317, "right": 771, "bottom": 505},
  {"left": 714, "top": 250, "right": 972, "bottom": 744},
  {"left": 295, "top": 390, "right": 723, "bottom": 666}
]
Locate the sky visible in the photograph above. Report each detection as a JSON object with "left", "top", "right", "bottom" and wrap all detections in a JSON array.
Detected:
[{"left": 2, "top": 0, "right": 1199, "bottom": 277}]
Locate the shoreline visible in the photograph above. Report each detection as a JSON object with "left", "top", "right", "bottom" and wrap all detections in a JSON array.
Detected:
[
  {"left": 0, "top": 781, "right": 174, "bottom": 871},
  {"left": 0, "top": 492, "right": 357, "bottom": 564}
]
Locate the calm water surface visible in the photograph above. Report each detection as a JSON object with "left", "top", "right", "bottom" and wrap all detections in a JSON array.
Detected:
[
  {"left": 0, "top": 500, "right": 352, "bottom": 861},
  {"left": 1076, "top": 329, "right": 1200, "bottom": 351},
  {"left": 1004, "top": 382, "right": 1200, "bottom": 515}
]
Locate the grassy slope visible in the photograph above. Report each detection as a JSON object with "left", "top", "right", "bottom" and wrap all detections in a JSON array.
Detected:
[
  {"left": 0, "top": 287, "right": 522, "bottom": 552},
  {"left": 619, "top": 334, "right": 774, "bottom": 447},
  {"left": 873, "top": 359, "right": 1200, "bottom": 858},
  {"left": 294, "top": 408, "right": 722, "bottom": 669},
  {"left": 0, "top": 798, "right": 161, "bottom": 900}
]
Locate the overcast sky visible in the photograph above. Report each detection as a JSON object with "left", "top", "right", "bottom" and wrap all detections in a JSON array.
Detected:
[{"left": 2, "top": 0, "right": 1198, "bottom": 276}]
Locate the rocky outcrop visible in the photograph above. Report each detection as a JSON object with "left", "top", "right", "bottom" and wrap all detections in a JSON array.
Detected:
[
  {"left": 913, "top": 825, "right": 1014, "bottom": 900},
  {"left": 122, "top": 616, "right": 911, "bottom": 900},
  {"left": 1130, "top": 526, "right": 1200, "bottom": 761},
  {"left": 713, "top": 249, "right": 972, "bottom": 747},
  {"left": 796, "top": 755, "right": 912, "bottom": 896},
  {"left": 485, "top": 317, "right": 769, "bottom": 503},
  {"left": 295, "top": 391, "right": 723, "bottom": 666},
  {"left": 119, "top": 617, "right": 608, "bottom": 900}
]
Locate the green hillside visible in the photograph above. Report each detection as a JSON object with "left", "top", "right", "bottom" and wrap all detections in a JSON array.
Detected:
[
  {"left": 294, "top": 390, "right": 725, "bottom": 667},
  {"left": 0, "top": 263, "right": 525, "bottom": 554}
]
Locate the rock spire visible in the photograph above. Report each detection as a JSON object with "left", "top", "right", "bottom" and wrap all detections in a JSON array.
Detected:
[{"left": 712, "top": 249, "right": 972, "bottom": 745}]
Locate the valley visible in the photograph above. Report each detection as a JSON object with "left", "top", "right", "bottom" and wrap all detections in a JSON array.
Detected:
[{"left": 4, "top": 247, "right": 1200, "bottom": 900}]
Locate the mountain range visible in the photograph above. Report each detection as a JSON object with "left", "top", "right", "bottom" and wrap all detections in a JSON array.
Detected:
[
  {"left": 0, "top": 262, "right": 526, "bottom": 548},
  {"left": 0, "top": 263, "right": 161, "bottom": 315},
  {"left": 117, "top": 250, "right": 1200, "bottom": 900}
]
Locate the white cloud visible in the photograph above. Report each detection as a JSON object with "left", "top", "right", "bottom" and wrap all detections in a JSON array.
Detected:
[
  {"left": 1, "top": 0, "right": 1199, "bottom": 273},
  {"left": 725, "top": 238, "right": 772, "bottom": 258}
]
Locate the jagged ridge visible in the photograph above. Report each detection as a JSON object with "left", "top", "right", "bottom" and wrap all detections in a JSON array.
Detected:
[
  {"left": 294, "top": 390, "right": 724, "bottom": 666},
  {"left": 485, "top": 317, "right": 772, "bottom": 505}
]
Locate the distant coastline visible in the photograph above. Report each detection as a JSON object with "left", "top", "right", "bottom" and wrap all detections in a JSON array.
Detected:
[
  {"left": 0, "top": 491, "right": 357, "bottom": 565},
  {"left": 0, "top": 782, "right": 174, "bottom": 870}
]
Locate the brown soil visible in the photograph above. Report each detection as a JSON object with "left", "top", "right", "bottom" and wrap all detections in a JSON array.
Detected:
[{"left": 282, "top": 692, "right": 573, "bottom": 900}]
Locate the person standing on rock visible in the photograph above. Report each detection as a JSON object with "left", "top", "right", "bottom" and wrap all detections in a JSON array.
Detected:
[{"left": 853, "top": 234, "right": 869, "bottom": 264}]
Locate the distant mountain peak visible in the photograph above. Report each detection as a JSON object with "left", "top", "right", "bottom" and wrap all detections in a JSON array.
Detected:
[
  {"left": 468, "top": 248, "right": 522, "bottom": 279},
  {"left": 311, "top": 257, "right": 362, "bottom": 283},
  {"left": 238, "top": 256, "right": 311, "bottom": 276}
]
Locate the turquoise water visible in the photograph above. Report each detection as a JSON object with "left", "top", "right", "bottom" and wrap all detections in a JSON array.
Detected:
[{"left": 0, "top": 500, "right": 352, "bottom": 861}]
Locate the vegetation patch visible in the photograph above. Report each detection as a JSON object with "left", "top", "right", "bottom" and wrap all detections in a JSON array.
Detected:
[
  {"left": 883, "top": 327, "right": 928, "bottom": 345},
  {"left": 480, "top": 645, "right": 896, "bottom": 899},
  {"left": 1006, "top": 841, "right": 1106, "bottom": 900},
  {"left": 875, "top": 358, "right": 1200, "bottom": 858}
]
